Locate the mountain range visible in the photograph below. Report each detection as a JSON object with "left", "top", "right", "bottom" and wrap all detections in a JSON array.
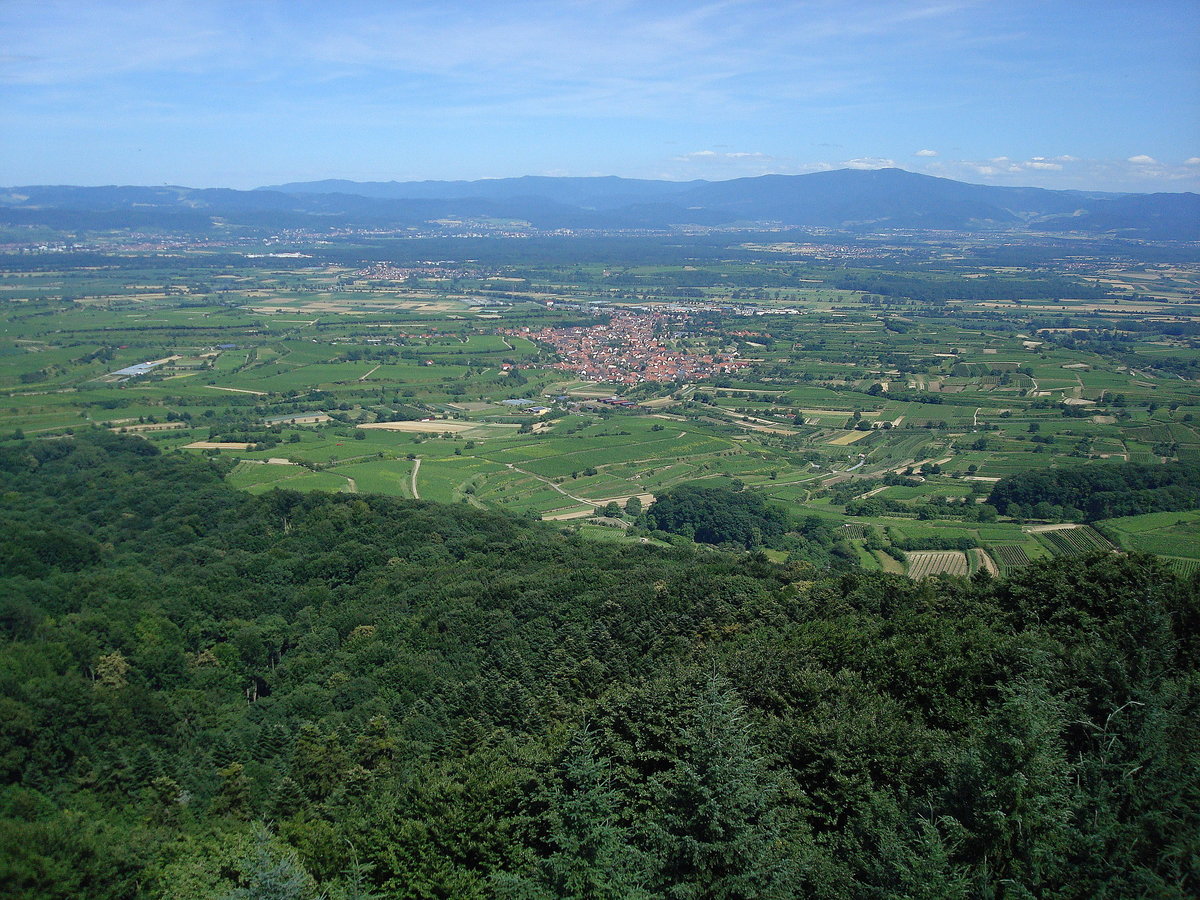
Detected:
[{"left": 2, "top": 168, "right": 1196, "bottom": 239}]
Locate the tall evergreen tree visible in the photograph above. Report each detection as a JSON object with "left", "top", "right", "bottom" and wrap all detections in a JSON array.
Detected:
[{"left": 650, "top": 674, "right": 795, "bottom": 900}]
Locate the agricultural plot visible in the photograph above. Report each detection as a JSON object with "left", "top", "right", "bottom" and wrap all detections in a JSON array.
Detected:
[
  {"left": 329, "top": 459, "right": 417, "bottom": 498},
  {"left": 1098, "top": 510, "right": 1200, "bottom": 561},
  {"left": 1170, "top": 558, "right": 1200, "bottom": 577},
  {"left": 968, "top": 548, "right": 1000, "bottom": 576},
  {"left": 906, "top": 551, "right": 969, "bottom": 579},
  {"left": 233, "top": 467, "right": 352, "bottom": 495},
  {"left": 989, "top": 544, "right": 1033, "bottom": 575},
  {"left": 1034, "top": 525, "right": 1117, "bottom": 558},
  {"left": 503, "top": 432, "right": 730, "bottom": 480}
]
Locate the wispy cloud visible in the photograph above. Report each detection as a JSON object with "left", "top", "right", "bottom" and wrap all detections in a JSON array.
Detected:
[
  {"left": 675, "top": 150, "right": 774, "bottom": 162},
  {"left": 920, "top": 154, "right": 1200, "bottom": 190},
  {"left": 0, "top": 0, "right": 979, "bottom": 120},
  {"left": 0, "top": 1, "right": 236, "bottom": 85}
]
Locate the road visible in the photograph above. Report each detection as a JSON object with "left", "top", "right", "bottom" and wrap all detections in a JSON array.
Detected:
[{"left": 410, "top": 457, "right": 421, "bottom": 499}]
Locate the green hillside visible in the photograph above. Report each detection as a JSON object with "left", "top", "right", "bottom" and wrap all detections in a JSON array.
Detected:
[{"left": 0, "top": 433, "right": 1196, "bottom": 898}]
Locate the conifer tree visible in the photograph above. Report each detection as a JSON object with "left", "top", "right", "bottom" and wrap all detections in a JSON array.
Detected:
[{"left": 650, "top": 674, "right": 795, "bottom": 900}]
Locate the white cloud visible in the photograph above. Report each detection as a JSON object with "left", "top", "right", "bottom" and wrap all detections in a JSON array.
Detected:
[
  {"left": 1128, "top": 154, "right": 1158, "bottom": 164},
  {"left": 843, "top": 157, "right": 896, "bottom": 169},
  {"left": 914, "top": 149, "right": 938, "bottom": 157},
  {"left": 1185, "top": 157, "right": 1200, "bottom": 166},
  {"left": 674, "top": 150, "right": 773, "bottom": 163}
]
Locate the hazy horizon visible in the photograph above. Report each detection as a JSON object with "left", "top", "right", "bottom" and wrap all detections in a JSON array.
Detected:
[{"left": 6, "top": 166, "right": 1188, "bottom": 198}]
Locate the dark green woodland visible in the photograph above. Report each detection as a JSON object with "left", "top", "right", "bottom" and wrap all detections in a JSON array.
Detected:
[{"left": 1, "top": 433, "right": 1197, "bottom": 898}]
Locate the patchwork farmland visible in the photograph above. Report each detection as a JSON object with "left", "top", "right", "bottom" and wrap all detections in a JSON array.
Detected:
[{"left": 1, "top": 231, "right": 1197, "bottom": 569}]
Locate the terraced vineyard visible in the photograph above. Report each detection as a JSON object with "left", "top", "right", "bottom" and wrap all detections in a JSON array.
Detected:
[
  {"left": 906, "top": 550, "right": 969, "bottom": 579},
  {"left": 989, "top": 544, "right": 1033, "bottom": 575},
  {"left": 1170, "top": 558, "right": 1200, "bottom": 577},
  {"left": 1037, "top": 525, "right": 1117, "bottom": 558}
]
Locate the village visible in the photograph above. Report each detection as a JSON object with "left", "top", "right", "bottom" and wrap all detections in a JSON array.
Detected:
[{"left": 506, "top": 311, "right": 751, "bottom": 384}]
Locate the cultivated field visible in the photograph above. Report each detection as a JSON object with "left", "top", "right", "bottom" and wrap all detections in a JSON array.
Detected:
[{"left": 906, "top": 551, "right": 970, "bottom": 579}]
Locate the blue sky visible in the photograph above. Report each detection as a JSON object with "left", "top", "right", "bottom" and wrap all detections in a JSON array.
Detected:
[{"left": 1, "top": 0, "right": 1197, "bottom": 191}]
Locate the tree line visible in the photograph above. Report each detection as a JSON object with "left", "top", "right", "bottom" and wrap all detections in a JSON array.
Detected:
[{"left": 988, "top": 460, "right": 1200, "bottom": 521}]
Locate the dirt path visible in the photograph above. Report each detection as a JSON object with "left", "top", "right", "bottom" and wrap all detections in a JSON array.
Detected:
[
  {"left": 410, "top": 457, "right": 421, "bottom": 499},
  {"left": 721, "top": 413, "right": 799, "bottom": 435},
  {"left": 504, "top": 462, "right": 655, "bottom": 518},
  {"left": 508, "top": 463, "right": 587, "bottom": 503},
  {"left": 345, "top": 477, "right": 358, "bottom": 493},
  {"left": 359, "top": 364, "right": 382, "bottom": 381},
  {"left": 543, "top": 494, "right": 656, "bottom": 521},
  {"left": 855, "top": 485, "right": 889, "bottom": 500},
  {"left": 205, "top": 385, "right": 267, "bottom": 396},
  {"left": 975, "top": 549, "right": 1000, "bottom": 577}
]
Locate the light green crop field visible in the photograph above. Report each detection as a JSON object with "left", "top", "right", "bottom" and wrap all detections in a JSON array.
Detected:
[
  {"left": 324, "top": 459, "right": 413, "bottom": 496},
  {"left": 1099, "top": 511, "right": 1200, "bottom": 559}
]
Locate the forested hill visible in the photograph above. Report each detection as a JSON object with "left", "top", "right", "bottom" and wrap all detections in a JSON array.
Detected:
[{"left": 1, "top": 433, "right": 1197, "bottom": 898}]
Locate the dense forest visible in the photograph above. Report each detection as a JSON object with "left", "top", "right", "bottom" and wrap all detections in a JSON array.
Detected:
[
  {"left": 988, "top": 460, "right": 1200, "bottom": 521},
  {"left": 1, "top": 433, "right": 1197, "bottom": 898},
  {"left": 639, "top": 484, "right": 792, "bottom": 550}
]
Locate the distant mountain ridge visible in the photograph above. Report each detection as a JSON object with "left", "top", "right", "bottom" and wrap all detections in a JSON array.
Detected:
[
  {"left": 3, "top": 169, "right": 1196, "bottom": 239},
  {"left": 259, "top": 175, "right": 707, "bottom": 210}
]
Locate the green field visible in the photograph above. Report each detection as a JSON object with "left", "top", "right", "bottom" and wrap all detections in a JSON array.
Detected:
[{"left": 1099, "top": 511, "right": 1200, "bottom": 560}]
